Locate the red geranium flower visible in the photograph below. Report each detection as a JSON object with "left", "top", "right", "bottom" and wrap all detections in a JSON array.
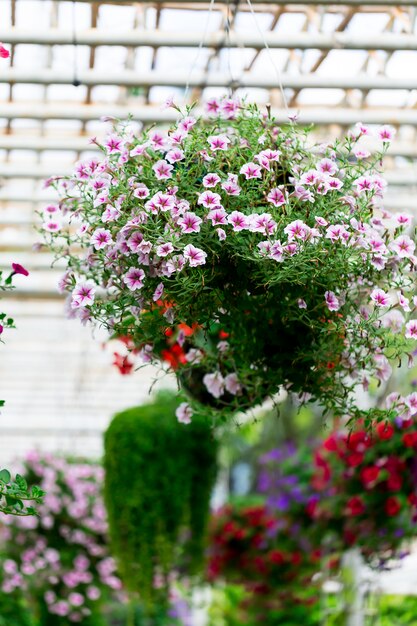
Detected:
[
  {"left": 360, "top": 465, "right": 380, "bottom": 488},
  {"left": 376, "top": 421, "right": 394, "bottom": 440},
  {"left": 346, "top": 496, "right": 365, "bottom": 516},
  {"left": 402, "top": 431, "right": 417, "bottom": 448},
  {"left": 385, "top": 497, "right": 401, "bottom": 517}
]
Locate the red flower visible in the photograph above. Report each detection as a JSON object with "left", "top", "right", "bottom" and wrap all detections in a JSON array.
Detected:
[
  {"left": 113, "top": 352, "right": 134, "bottom": 375},
  {"left": 346, "top": 430, "right": 371, "bottom": 452},
  {"left": 346, "top": 452, "right": 364, "bottom": 467},
  {"left": 387, "top": 473, "right": 402, "bottom": 491},
  {"left": 219, "top": 330, "right": 229, "bottom": 339},
  {"left": 360, "top": 465, "right": 380, "bottom": 488},
  {"left": 269, "top": 550, "right": 285, "bottom": 565},
  {"left": 161, "top": 343, "right": 187, "bottom": 369},
  {"left": 402, "top": 431, "right": 417, "bottom": 448},
  {"left": 376, "top": 421, "right": 394, "bottom": 440},
  {"left": 385, "top": 497, "right": 401, "bottom": 517},
  {"left": 408, "top": 493, "right": 417, "bottom": 507},
  {"left": 0, "top": 44, "right": 10, "bottom": 59},
  {"left": 346, "top": 496, "right": 365, "bottom": 516}
]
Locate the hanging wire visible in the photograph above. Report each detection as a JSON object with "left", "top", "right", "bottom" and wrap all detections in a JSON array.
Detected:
[
  {"left": 224, "top": 0, "right": 242, "bottom": 95},
  {"left": 245, "top": 0, "right": 290, "bottom": 115},
  {"left": 183, "top": 0, "right": 217, "bottom": 103},
  {"left": 72, "top": 0, "right": 81, "bottom": 87}
]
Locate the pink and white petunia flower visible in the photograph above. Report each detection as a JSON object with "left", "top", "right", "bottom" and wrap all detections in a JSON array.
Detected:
[
  {"left": 405, "top": 393, "right": 417, "bottom": 415},
  {"left": 373, "top": 353, "right": 392, "bottom": 382},
  {"left": 239, "top": 162, "right": 262, "bottom": 179},
  {"left": 227, "top": 211, "right": 249, "bottom": 231},
  {"left": 156, "top": 242, "right": 174, "bottom": 257},
  {"left": 202, "top": 173, "right": 221, "bottom": 188},
  {"left": 405, "top": 319, "right": 417, "bottom": 340},
  {"left": 175, "top": 402, "right": 193, "bottom": 424},
  {"left": 184, "top": 244, "right": 207, "bottom": 267},
  {"left": 178, "top": 116, "right": 197, "bottom": 132},
  {"left": 123, "top": 268, "right": 145, "bottom": 290},
  {"left": 130, "top": 142, "right": 149, "bottom": 157},
  {"left": 207, "top": 134, "right": 230, "bottom": 151},
  {"left": 284, "top": 220, "right": 310, "bottom": 241},
  {"left": 149, "top": 130, "right": 167, "bottom": 150},
  {"left": 178, "top": 212, "right": 202, "bottom": 234},
  {"left": 318, "top": 158, "right": 338, "bottom": 175},
  {"left": 104, "top": 134, "right": 124, "bottom": 153},
  {"left": 165, "top": 148, "right": 185, "bottom": 164},
  {"left": 207, "top": 208, "right": 228, "bottom": 226},
  {"left": 43, "top": 220, "right": 62, "bottom": 233},
  {"left": 90, "top": 228, "right": 113, "bottom": 250},
  {"left": 72, "top": 282, "right": 96, "bottom": 308},
  {"left": 248, "top": 213, "right": 277, "bottom": 235},
  {"left": 325, "top": 291, "right": 340, "bottom": 312},
  {"left": 203, "top": 371, "right": 225, "bottom": 398},
  {"left": 370, "top": 288, "right": 391, "bottom": 307},
  {"left": 377, "top": 125, "right": 396, "bottom": 143},
  {"left": 152, "top": 192, "right": 176, "bottom": 212},
  {"left": 217, "top": 228, "right": 227, "bottom": 241},
  {"left": 152, "top": 160, "right": 173, "bottom": 180},
  {"left": 198, "top": 190, "right": 222, "bottom": 208},
  {"left": 395, "top": 213, "right": 413, "bottom": 228},
  {"left": 390, "top": 235, "right": 416, "bottom": 258},
  {"left": 267, "top": 187, "right": 287, "bottom": 207},
  {"left": 225, "top": 373, "right": 242, "bottom": 395},
  {"left": 153, "top": 282, "right": 164, "bottom": 302},
  {"left": 133, "top": 184, "right": 150, "bottom": 200}
]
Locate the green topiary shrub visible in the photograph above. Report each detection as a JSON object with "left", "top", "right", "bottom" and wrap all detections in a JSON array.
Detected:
[{"left": 104, "top": 392, "right": 218, "bottom": 610}]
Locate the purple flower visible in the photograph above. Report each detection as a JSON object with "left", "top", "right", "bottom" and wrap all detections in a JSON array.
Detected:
[{"left": 183, "top": 244, "right": 207, "bottom": 267}]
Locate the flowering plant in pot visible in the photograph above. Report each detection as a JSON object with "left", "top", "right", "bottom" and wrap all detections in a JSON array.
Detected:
[
  {"left": 43, "top": 97, "right": 417, "bottom": 423},
  {"left": 311, "top": 409, "right": 417, "bottom": 565}
]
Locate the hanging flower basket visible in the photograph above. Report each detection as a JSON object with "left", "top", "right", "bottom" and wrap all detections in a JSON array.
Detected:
[{"left": 43, "top": 97, "right": 417, "bottom": 423}]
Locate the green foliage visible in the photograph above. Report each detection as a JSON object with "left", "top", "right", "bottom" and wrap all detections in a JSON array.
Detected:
[
  {"left": 104, "top": 392, "right": 218, "bottom": 607},
  {"left": 0, "top": 469, "right": 44, "bottom": 516},
  {"left": 378, "top": 595, "right": 417, "bottom": 626},
  {"left": 0, "top": 590, "right": 35, "bottom": 626}
]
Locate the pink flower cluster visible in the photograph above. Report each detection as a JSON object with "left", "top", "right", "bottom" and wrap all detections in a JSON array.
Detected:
[
  {"left": 42, "top": 98, "right": 417, "bottom": 422},
  {"left": 0, "top": 452, "right": 122, "bottom": 623}
]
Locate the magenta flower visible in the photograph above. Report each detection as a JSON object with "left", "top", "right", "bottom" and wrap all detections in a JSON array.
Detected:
[
  {"left": 152, "top": 159, "right": 173, "bottom": 180},
  {"left": 178, "top": 116, "right": 197, "bottom": 132},
  {"left": 0, "top": 44, "right": 10, "bottom": 59},
  {"left": 175, "top": 402, "right": 193, "bottom": 424},
  {"left": 72, "top": 282, "right": 95, "bottom": 308},
  {"left": 354, "top": 175, "right": 373, "bottom": 194},
  {"left": 203, "top": 371, "right": 225, "bottom": 398},
  {"left": 325, "top": 291, "right": 340, "bottom": 312},
  {"left": 207, "top": 135, "right": 230, "bottom": 151},
  {"left": 239, "top": 162, "right": 262, "bottom": 180},
  {"left": 90, "top": 228, "right": 112, "bottom": 250},
  {"left": 267, "top": 187, "right": 286, "bottom": 207},
  {"left": 11, "top": 263, "right": 29, "bottom": 277},
  {"left": 123, "top": 268, "right": 145, "bottom": 291},
  {"left": 353, "top": 148, "right": 370, "bottom": 160},
  {"left": 370, "top": 288, "right": 391, "bottom": 307},
  {"left": 405, "top": 320, "right": 417, "bottom": 340},
  {"left": 227, "top": 211, "right": 249, "bottom": 232},
  {"left": 178, "top": 212, "right": 202, "bottom": 234},
  {"left": 183, "top": 244, "right": 207, "bottom": 267}
]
